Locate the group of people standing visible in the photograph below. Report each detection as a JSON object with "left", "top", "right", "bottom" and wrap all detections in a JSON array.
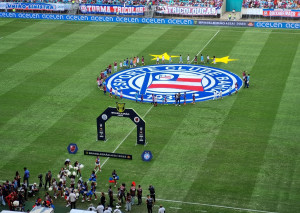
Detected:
[
  {"left": 0, "top": 156, "right": 164, "bottom": 213},
  {"left": 242, "top": 71, "right": 250, "bottom": 88},
  {"left": 155, "top": 54, "right": 216, "bottom": 65}
]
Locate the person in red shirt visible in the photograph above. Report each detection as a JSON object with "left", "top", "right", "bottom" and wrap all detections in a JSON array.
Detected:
[
  {"left": 114, "top": 61, "right": 118, "bottom": 72},
  {"left": 109, "top": 88, "right": 113, "bottom": 98},
  {"left": 141, "top": 56, "right": 145, "bottom": 66},
  {"left": 103, "top": 85, "right": 107, "bottom": 95}
]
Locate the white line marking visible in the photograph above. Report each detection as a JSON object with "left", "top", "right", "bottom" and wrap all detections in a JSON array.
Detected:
[
  {"left": 86, "top": 105, "right": 154, "bottom": 183},
  {"left": 155, "top": 198, "right": 278, "bottom": 213},
  {"left": 101, "top": 105, "right": 153, "bottom": 168},
  {"left": 190, "top": 30, "right": 220, "bottom": 64},
  {"left": 170, "top": 207, "right": 182, "bottom": 209}
]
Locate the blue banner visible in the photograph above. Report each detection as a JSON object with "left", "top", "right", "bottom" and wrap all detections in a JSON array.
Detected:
[
  {"left": 0, "top": 2, "right": 71, "bottom": 11},
  {"left": 255, "top": 21, "right": 300, "bottom": 29},
  {"left": 0, "top": 12, "right": 194, "bottom": 25}
]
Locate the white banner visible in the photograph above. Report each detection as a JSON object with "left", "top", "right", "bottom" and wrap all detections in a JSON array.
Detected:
[{"left": 241, "top": 8, "right": 263, "bottom": 15}]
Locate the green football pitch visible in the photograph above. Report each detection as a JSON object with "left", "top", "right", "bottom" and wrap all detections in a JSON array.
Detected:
[{"left": 0, "top": 18, "right": 300, "bottom": 213}]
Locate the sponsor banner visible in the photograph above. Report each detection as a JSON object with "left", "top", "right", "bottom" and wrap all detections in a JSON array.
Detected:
[
  {"left": 105, "top": 64, "right": 243, "bottom": 103},
  {"left": 263, "top": 9, "right": 300, "bottom": 17},
  {"left": 156, "top": 5, "right": 217, "bottom": 16},
  {"left": 79, "top": 4, "right": 145, "bottom": 15},
  {"left": 0, "top": 2, "right": 71, "bottom": 11},
  {"left": 84, "top": 150, "right": 132, "bottom": 160},
  {"left": 0, "top": 12, "right": 194, "bottom": 25},
  {"left": 255, "top": 21, "right": 300, "bottom": 29},
  {"left": 197, "top": 20, "right": 254, "bottom": 27}
]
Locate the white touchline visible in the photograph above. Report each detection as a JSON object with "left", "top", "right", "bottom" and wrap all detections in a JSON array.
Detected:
[
  {"left": 169, "top": 207, "right": 182, "bottom": 209},
  {"left": 155, "top": 198, "right": 278, "bottom": 213},
  {"left": 190, "top": 30, "right": 220, "bottom": 64}
]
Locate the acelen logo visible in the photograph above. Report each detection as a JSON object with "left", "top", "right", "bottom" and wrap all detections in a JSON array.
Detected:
[{"left": 105, "top": 64, "right": 243, "bottom": 103}]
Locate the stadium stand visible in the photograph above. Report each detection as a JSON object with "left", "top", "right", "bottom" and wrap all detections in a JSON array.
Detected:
[
  {"left": 158, "top": 0, "right": 223, "bottom": 9},
  {"left": 242, "top": 0, "right": 300, "bottom": 9},
  {"left": 0, "top": 0, "right": 223, "bottom": 8}
]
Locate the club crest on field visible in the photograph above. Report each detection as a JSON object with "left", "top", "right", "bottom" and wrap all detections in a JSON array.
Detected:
[{"left": 105, "top": 64, "right": 243, "bottom": 103}]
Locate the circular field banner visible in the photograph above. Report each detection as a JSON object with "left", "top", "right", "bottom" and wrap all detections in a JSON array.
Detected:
[{"left": 105, "top": 64, "right": 243, "bottom": 103}]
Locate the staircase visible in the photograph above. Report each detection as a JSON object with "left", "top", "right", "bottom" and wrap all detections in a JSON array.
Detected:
[
  {"left": 144, "top": 5, "right": 155, "bottom": 18},
  {"left": 221, "top": 12, "right": 242, "bottom": 21},
  {"left": 68, "top": 3, "right": 79, "bottom": 15}
]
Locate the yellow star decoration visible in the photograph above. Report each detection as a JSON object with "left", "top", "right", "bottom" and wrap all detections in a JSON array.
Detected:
[
  {"left": 213, "top": 56, "right": 238, "bottom": 64},
  {"left": 150, "top": 52, "right": 180, "bottom": 61}
]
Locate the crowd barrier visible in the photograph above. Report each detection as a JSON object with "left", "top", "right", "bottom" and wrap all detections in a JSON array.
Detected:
[{"left": 0, "top": 12, "right": 299, "bottom": 29}]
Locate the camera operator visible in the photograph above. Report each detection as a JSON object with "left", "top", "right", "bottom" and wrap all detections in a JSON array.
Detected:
[{"left": 31, "top": 183, "right": 39, "bottom": 197}]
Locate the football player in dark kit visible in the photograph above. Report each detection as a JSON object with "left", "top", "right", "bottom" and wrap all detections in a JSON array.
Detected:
[
  {"left": 148, "top": 185, "right": 155, "bottom": 203},
  {"left": 45, "top": 171, "right": 52, "bottom": 189},
  {"left": 137, "top": 185, "right": 142, "bottom": 205},
  {"left": 146, "top": 194, "right": 153, "bottom": 213}
]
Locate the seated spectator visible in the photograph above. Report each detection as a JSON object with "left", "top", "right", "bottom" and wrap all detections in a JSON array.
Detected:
[{"left": 31, "top": 183, "right": 39, "bottom": 196}]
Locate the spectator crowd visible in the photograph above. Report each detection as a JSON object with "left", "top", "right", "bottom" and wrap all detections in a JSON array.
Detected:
[
  {"left": 243, "top": 0, "right": 300, "bottom": 9},
  {"left": 0, "top": 159, "right": 161, "bottom": 213}
]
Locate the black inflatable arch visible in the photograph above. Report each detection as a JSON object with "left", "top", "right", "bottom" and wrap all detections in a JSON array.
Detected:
[{"left": 97, "top": 107, "right": 146, "bottom": 145}]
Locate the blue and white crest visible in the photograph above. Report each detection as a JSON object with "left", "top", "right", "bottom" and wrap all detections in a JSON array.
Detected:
[
  {"left": 141, "top": 150, "right": 153, "bottom": 162},
  {"left": 106, "top": 64, "right": 243, "bottom": 103}
]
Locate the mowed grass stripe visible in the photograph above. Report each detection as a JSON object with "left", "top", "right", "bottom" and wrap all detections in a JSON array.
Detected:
[
  {"left": 0, "top": 23, "right": 143, "bottom": 171},
  {"left": 28, "top": 25, "right": 198, "bottom": 185},
  {"left": 98, "top": 26, "right": 210, "bottom": 187},
  {"left": 177, "top": 29, "right": 271, "bottom": 212},
  {"left": 0, "top": 18, "right": 15, "bottom": 26},
  {"left": 249, "top": 42, "right": 300, "bottom": 213},
  {"left": 135, "top": 29, "right": 245, "bottom": 204},
  {"left": 0, "top": 20, "right": 66, "bottom": 54},
  {"left": 7, "top": 25, "right": 172, "bottom": 181},
  {"left": 0, "top": 21, "right": 87, "bottom": 72},
  {"left": 0, "top": 25, "right": 198, "bottom": 184},
  {"left": 185, "top": 31, "right": 300, "bottom": 209},
  {"left": 0, "top": 24, "right": 118, "bottom": 127},
  {"left": 0, "top": 19, "right": 40, "bottom": 38},
  {"left": 0, "top": 22, "right": 96, "bottom": 127}
]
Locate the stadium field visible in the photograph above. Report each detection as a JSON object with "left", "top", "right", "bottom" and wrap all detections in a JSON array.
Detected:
[{"left": 0, "top": 18, "right": 300, "bottom": 213}]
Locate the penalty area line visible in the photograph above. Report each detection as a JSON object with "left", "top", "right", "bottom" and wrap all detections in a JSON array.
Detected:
[{"left": 190, "top": 30, "right": 220, "bottom": 64}]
